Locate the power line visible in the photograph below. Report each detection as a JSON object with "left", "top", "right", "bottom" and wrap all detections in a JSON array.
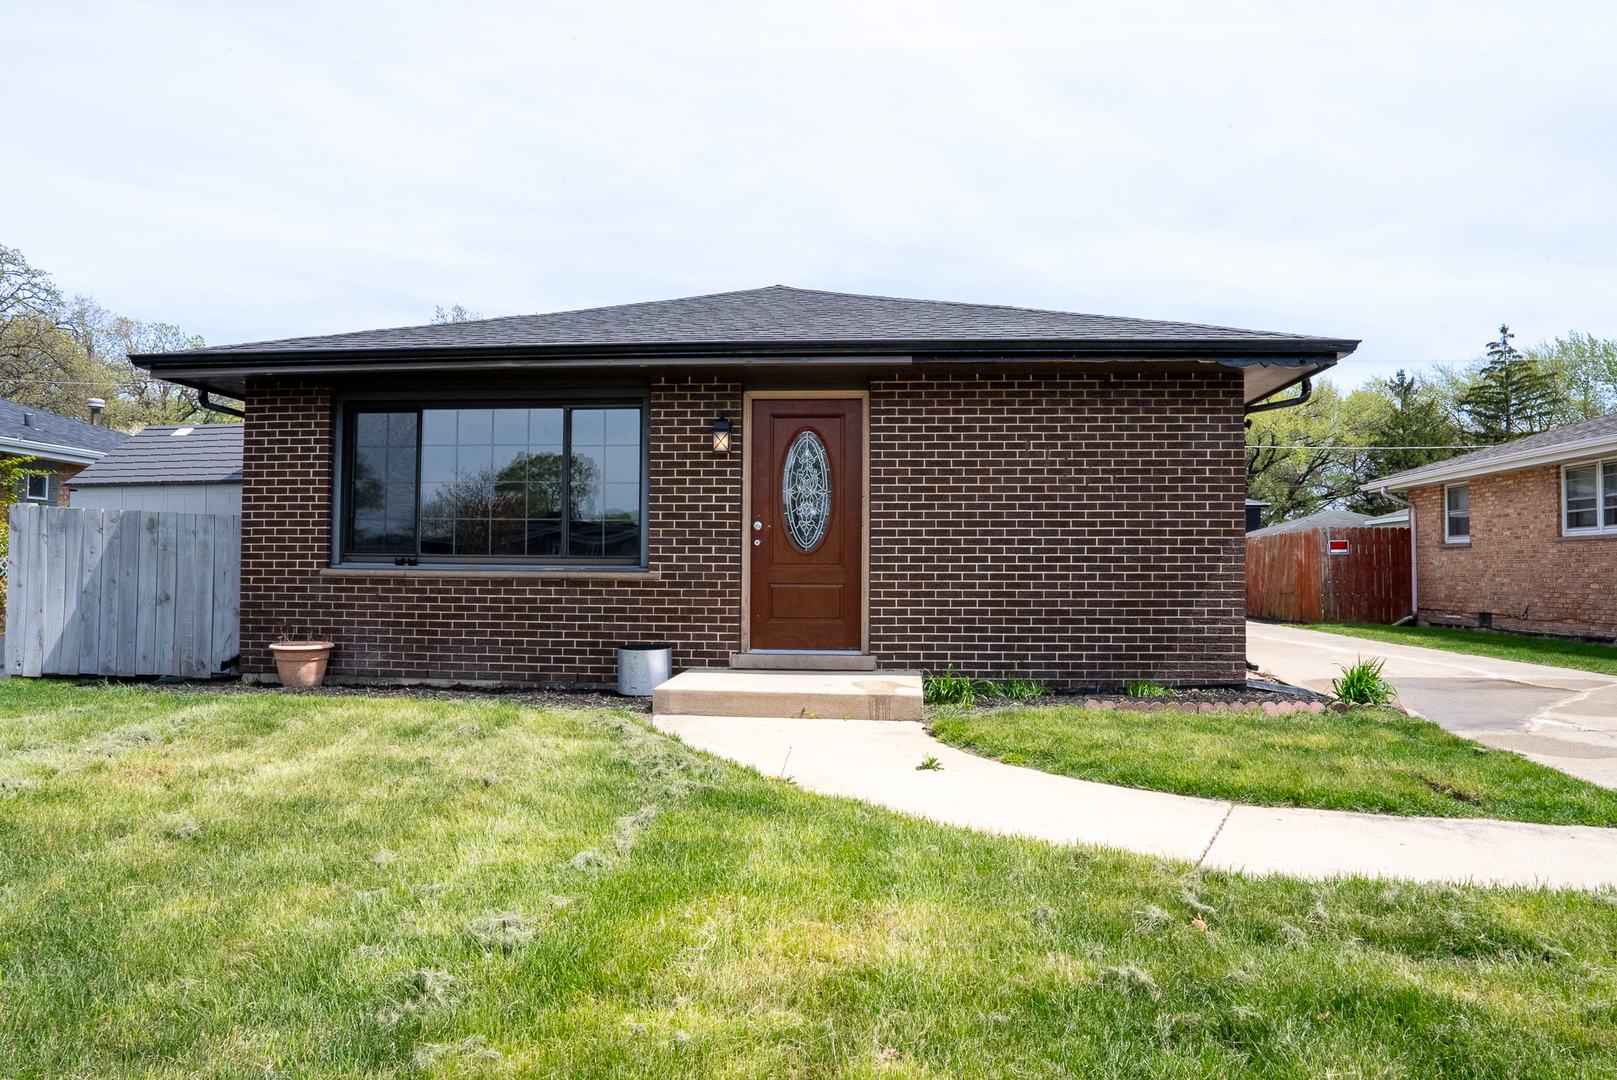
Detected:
[{"left": 1247, "top": 444, "right": 1491, "bottom": 451}]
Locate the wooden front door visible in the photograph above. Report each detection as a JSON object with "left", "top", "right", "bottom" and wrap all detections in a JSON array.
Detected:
[{"left": 749, "top": 398, "right": 863, "bottom": 651}]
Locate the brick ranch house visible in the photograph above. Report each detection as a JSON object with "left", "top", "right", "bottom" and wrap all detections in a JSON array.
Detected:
[
  {"left": 1364, "top": 409, "right": 1617, "bottom": 641},
  {"left": 133, "top": 287, "right": 1357, "bottom": 689}
]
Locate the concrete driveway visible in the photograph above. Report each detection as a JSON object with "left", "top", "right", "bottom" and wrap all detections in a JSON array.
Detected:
[{"left": 1247, "top": 622, "right": 1617, "bottom": 789}]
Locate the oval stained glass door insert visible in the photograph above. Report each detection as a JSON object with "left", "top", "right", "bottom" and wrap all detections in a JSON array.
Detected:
[{"left": 781, "top": 430, "right": 831, "bottom": 551}]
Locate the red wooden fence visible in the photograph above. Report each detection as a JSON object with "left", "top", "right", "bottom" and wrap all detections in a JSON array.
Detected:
[{"left": 1246, "top": 527, "right": 1411, "bottom": 624}]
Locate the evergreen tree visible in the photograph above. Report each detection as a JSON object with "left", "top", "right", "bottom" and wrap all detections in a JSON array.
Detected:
[
  {"left": 1456, "top": 324, "right": 1565, "bottom": 442},
  {"left": 1351, "top": 370, "right": 1464, "bottom": 514}
]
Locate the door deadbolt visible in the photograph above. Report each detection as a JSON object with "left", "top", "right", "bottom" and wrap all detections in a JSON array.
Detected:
[
  {"left": 753, "top": 538, "right": 761, "bottom": 546},
  {"left": 752, "top": 521, "right": 762, "bottom": 530}
]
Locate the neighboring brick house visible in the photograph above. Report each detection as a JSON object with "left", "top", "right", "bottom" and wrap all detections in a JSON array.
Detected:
[
  {"left": 1365, "top": 410, "right": 1617, "bottom": 641},
  {"left": 133, "top": 286, "right": 1357, "bottom": 689},
  {"left": 0, "top": 398, "right": 129, "bottom": 507}
]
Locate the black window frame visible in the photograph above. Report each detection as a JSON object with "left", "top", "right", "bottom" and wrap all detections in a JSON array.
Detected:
[{"left": 335, "top": 395, "right": 650, "bottom": 568}]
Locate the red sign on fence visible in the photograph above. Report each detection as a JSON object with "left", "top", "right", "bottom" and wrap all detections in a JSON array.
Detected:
[{"left": 1328, "top": 539, "right": 1350, "bottom": 555}]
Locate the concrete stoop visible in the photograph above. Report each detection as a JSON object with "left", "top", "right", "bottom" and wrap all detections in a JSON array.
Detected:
[{"left": 652, "top": 670, "right": 923, "bottom": 721}]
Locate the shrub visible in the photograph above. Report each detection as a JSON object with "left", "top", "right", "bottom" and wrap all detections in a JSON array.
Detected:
[
  {"left": 998, "top": 675, "right": 1049, "bottom": 701},
  {"left": 1332, "top": 656, "right": 1397, "bottom": 705},
  {"left": 924, "top": 664, "right": 986, "bottom": 706}
]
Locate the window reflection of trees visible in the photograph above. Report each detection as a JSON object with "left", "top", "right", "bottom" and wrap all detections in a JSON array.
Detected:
[
  {"left": 349, "top": 414, "right": 418, "bottom": 551},
  {"left": 420, "top": 451, "right": 613, "bottom": 556}
]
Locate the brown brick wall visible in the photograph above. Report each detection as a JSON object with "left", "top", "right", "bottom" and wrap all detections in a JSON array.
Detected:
[
  {"left": 241, "top": 368, "right": 1247, "bottom": 688},
  {"left": 1412, "top": 467, "right": 1616, "bottom": 640},
  {"left": 56, "top": 463, "right": 85, "bottom": 506},
  {"left": 240, "top": 377, "right": 744, "bottom": 687},
  {"left": 868, "top": 369, "right": 1247, "bottom": 686}
]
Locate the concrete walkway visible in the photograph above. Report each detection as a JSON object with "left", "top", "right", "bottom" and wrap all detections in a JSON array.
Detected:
[
  {"left": 1247, "top": 622, "right": 1617, "bottom": 789},
  {"left": 653, "top": 714, "right": 1617, "bottom": 890}
]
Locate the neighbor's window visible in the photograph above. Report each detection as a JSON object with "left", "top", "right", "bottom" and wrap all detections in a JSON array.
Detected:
[
  {"left": 342, "top": 404, "right": 644, "bottom": 564},
  {"left": 1444, "top": 483, "right": 1470, "bottom": 542},
  {"left": 1563, "top": 459, "right": 1617, "bottom": 535},
  {"left": 24, "top": 473, "right": 48, "bottom": 502}
]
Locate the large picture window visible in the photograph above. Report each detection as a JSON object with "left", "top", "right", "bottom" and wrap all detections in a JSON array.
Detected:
[
  {"left": 1564, "top": 459, "right": 1617, "bottom": 535},
  {"left": 342, "top": 404, "right": 644, "bottom": 564}
]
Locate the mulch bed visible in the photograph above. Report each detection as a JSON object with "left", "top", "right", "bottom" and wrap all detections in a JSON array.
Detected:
[
  {"left": 67, "top": 672, "right": 1368, "bottom": 719},
  {"left": 965, "top": 677, "right": 1402, "bottom": 716},
  {"left": 75, "top": 679, "right": 655, "bottom": 714}
]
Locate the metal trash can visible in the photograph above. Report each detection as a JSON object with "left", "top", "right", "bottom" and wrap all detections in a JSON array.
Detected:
[{"left": 617, "top": 643, "right": 672, "bottom": 696}]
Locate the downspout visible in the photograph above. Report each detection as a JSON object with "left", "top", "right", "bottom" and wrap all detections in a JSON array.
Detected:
[
  {"left": 1403, "top": 487, "right": 1417, "bottom": 622},
  {"left": 1243, "top": 376, "right": 1313, "bottom": 416},
  {"left": 197, "top": 390, "right": 246, "bottom": 419}
]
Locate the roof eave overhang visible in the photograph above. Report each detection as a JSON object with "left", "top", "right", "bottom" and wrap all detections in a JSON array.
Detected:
[
  {"left": 135, "top": 338, "right": 1353, "bottom": 406},
  {"left": 1363, "top": 435, "right": 1617, "bottom": 493},
  {"left": 0, "top": 437, "right": 109, "bottom": 466},
  {"left": 132, "top": 335, "right": 1360, "bottom": 368}
]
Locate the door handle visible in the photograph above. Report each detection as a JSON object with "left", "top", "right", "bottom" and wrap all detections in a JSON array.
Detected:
[{"left": 753, "top": 521, "right": 762, "bottom": 530}]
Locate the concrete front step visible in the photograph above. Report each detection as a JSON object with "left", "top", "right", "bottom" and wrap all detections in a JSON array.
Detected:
[{"left": 653, "top": 670, "right": 923, "bottom": 721}]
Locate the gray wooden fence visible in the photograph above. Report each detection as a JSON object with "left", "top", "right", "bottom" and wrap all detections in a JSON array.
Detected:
[{"left": 5, "top": 505, "right": 240, "bottom": 678}]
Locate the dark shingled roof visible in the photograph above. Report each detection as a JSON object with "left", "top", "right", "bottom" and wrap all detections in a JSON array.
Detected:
[
  {"left": 0, "top": 399, "right": 130, "bottom": 457},
  {"left": 1371, "top": 410, "right": 1617, "bottom": 489},
  {"left": 68, "top": 424, "right": 243, "bottom": 486},
  {"left": 141, "top": 286, "right": 1358, "bottom": 360}
]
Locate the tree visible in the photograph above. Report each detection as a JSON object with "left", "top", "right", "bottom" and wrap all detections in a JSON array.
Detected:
[
  {"left": 1245, "top": 380, "right": 1382, "bottom": 524},
  {"left": 432, "top": 304, "right": 483, "bottom": 324},
  {"left": 0, "top": 244, "right": 86, "bottom": 410},
  {"left": 1350, "top": 370, "right": 1464, "bottom": 514},
  {"left": 0, "top": 453, "right": 38, "bottom": 602},
  {"left": 1455, "top": 325, "right": 1566, "bottom": 443},
  {"left": 1525, "top": 331, "right": 1617, "bottom": 424},
  {"left": 0, "top": 244, "right": 229, "bottom": 428}
]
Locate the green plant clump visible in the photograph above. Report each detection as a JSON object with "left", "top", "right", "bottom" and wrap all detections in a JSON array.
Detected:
[
  {"left": 998, "top": 675, "right": 1049, "bottom": 701},
  {"left": 923, "top": 664, "right": 986, "bottom": 706},
  {"left": 1332, "top": 656, "right": 1397, "bottom": 705},
  {"left": 926, "top": 667, "right": 1052, "bottom": 707},
  {"left": 1125, "top": 679, "right": 1173, "bottom": 698}
]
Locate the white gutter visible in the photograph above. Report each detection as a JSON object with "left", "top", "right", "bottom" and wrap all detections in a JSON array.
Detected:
[
  {"left": 1361, "top": 433, "right": 1617, "bottom": 493},
  {"left": 0, "top": 436, "right": 110, "bottom": 467}
]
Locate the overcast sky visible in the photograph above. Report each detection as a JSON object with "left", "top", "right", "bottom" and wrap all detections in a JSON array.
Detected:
[{"left": 6, "top": 1, "right": 1615, "bottom": 387}]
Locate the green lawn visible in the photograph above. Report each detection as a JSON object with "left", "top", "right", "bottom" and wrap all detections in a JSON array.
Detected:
[
  {"left": 929, "top": 702, "right": 1617, "bottom": 825},
  {"left": 1305, "top": 623, "right": 1617, "bottom": 678},
  {"left": 0, "top": 680, "right": 1614, "bottom": 1077}
]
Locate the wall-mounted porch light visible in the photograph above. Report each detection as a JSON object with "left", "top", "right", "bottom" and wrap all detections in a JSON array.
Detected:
[{"left": 712, "top": 415, "right": 732, "bottom": 454}]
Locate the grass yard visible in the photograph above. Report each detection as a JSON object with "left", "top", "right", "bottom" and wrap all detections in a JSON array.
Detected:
[
  {"left": 0, "top": 681, "right": 1615, "bottom": 1077},
  {"left": 1305, "top": 623, "right": 1617, "bottom": 678},
  {"left": 929, "top": 703, "right": 1617, "bottom": 825}
]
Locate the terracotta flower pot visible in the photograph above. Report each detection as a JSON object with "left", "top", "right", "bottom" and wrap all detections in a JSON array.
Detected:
[{"left": 269, "top": 641, "right": 336, "bottom": 687}]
